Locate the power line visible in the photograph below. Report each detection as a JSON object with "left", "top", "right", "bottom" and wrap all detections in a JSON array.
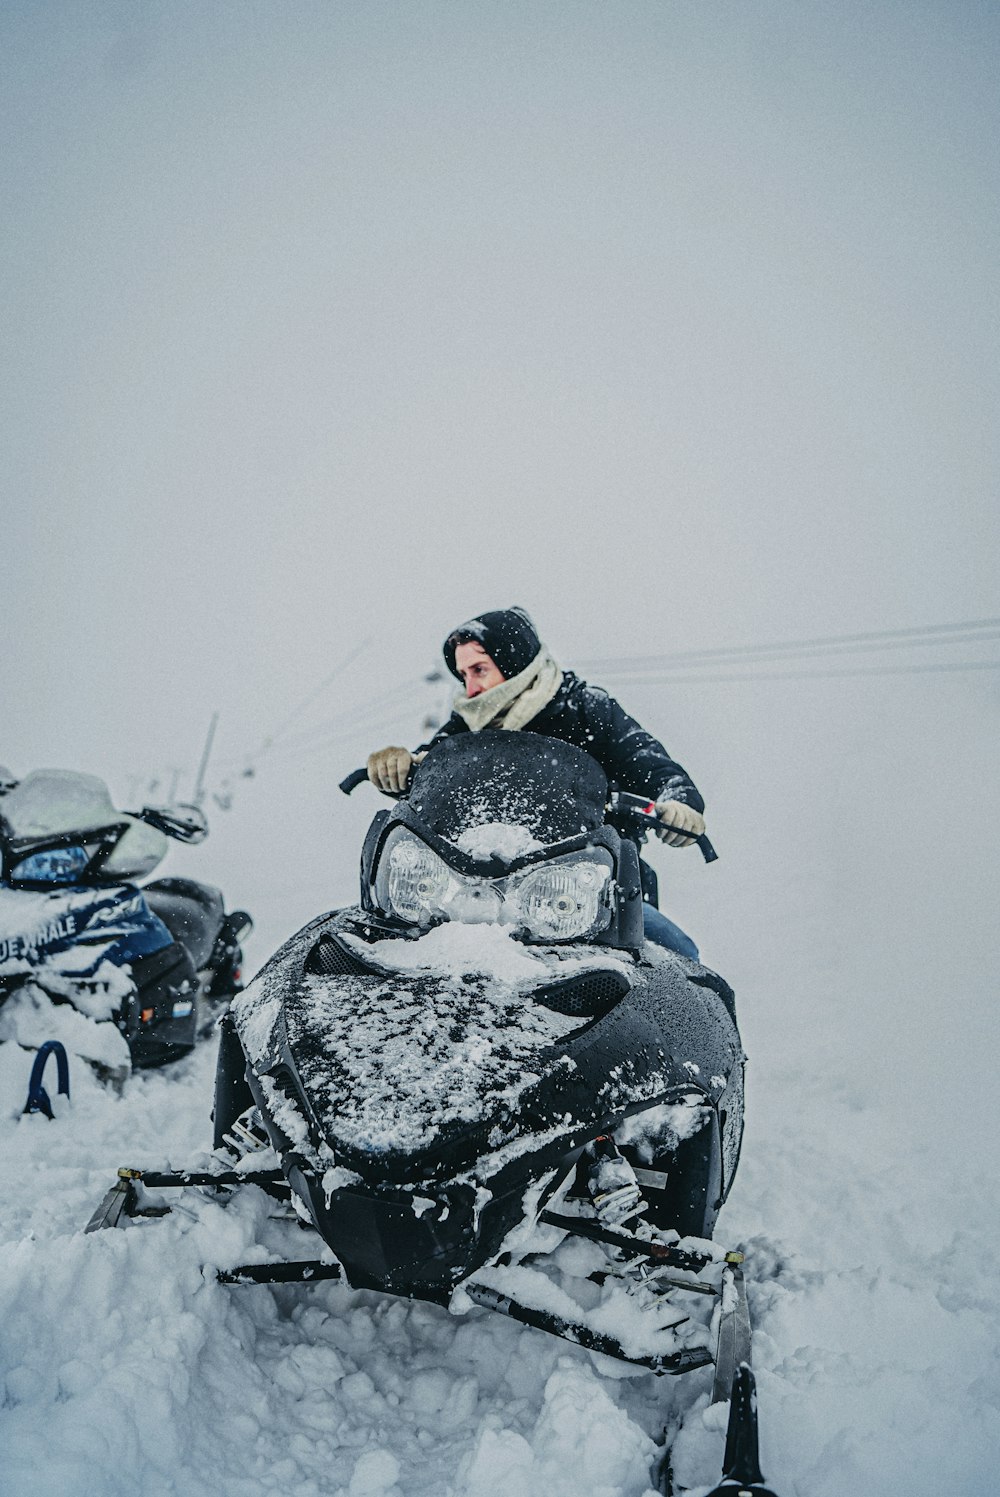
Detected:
[
  {"left": 259, "top": 709, "right": 427, "bottom": 766},
  {"left": 597, "top": 658, "right": 1000, "bottom": 687},
  {"left": 133, "top": 617, "right": 1000, "bottom": 798},
  {"left": 247, "top": 637, "right": 373, "bottom": 762},
  {"left": 576, "top": 616, "right": 1000, "bottom": 673},
  {"left": 266, "top": 677, "right": 428, "bottom": 753},
  {"left": 242, "top": 675, "right": 443, "bottom": 768},
  {"left": 590, "top": 628, "right": 1000, "bottom": 674},
  {"left": 211, "top": 675, "right": 426, "bottom": 773}
]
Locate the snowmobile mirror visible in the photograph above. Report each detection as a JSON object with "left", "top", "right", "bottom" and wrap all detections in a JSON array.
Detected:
[
  {"left": 226, "top": 910, "right": 254, "bottom": 943},
  {"left": 137, "top": 803, "right": 209, "bottom": 844}
]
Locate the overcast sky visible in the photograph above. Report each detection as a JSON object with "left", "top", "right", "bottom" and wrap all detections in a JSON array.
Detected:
[{"left": 2, "top": 1, "right": 997, "bottom": 973}]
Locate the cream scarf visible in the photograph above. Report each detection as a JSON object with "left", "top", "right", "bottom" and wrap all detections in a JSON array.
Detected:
[{"left": 453, "top": 647, "right": 563, "bottom": 732}]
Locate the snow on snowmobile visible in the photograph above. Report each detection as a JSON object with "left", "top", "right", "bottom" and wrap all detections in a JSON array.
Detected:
[
  {"left": 0, "top": 768, "right": 252, "bottom": 1081},
  {"left": 88, "top": 734, "right": 778, "bottom": 1495}
]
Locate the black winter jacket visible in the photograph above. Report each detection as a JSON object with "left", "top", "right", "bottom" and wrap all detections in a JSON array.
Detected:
[{"left": 420, "top": 671, "right": 704, "bottom": 814}]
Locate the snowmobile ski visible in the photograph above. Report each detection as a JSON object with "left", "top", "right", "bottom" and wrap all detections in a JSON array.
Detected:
[
  {"left": 705, "top": 1365, "right": 779, "bottom": 1497},
  {"left": 84, "top": 1164, "right": 288, "bottom": 1233}
]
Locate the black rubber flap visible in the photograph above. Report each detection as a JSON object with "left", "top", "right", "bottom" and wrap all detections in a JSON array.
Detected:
[{"left": 408, "top": 733, "right": 608, "bottom": 844}]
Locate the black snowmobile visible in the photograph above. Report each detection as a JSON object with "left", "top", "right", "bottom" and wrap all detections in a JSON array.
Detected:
[
  {"left": 0, "top": 768, "right": 252, "bottom": 1079},
  {"left": 89, "top": 734, "right": 778, "bottom": 1495}
]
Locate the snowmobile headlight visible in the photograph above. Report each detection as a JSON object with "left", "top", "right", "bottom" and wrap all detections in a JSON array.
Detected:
[
  {"left": 377, "top": 829, "right": 613, "bottom": 939},
  {"left": 10, "top": 844, "right": 90, "bottom": 885},
  {"left": 382, "top": 832, "right": 503, "bottom": 925},
  {"left": 505, "top": 855, "right": 612, "bottom": 941},
  {"left": 383, "top": 833, "right": 453, "bottom": 923}
]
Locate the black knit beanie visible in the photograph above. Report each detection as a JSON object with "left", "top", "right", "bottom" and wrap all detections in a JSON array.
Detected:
[{"left": 443, "top": 607, "right": 541, "bottom": 681}]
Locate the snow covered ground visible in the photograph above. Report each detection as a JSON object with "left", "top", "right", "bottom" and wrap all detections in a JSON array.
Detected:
[
  {"left": 0, "top": 1040, "right": 682, "bottom": 1497},
  {"left": 2, "top": 676, "right": 998, "bottom": 1496}
]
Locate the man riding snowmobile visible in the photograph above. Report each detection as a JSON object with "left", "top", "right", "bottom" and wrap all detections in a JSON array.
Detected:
[
  {"left": 87, "top": 684, "right": 781, "bottom": 1493},
  {"left": 368, "top": 606, "right": 706, "bottom": 959}
]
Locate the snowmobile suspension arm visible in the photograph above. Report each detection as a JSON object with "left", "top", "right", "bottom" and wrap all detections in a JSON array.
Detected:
[
  {"left": 84, "top": 1166, "right": 289, "bottom": 1233},
  {"left": 540, "top": 1210, "right": 778, "bottom": 1492},
  {"left": 539, "top": 1209, "right": 721, "bottom": 1279},
  {"left": 213, "top": 1258, "right": 709, "bottom": 1376},
  {"left": 218, "top": 1260, "right": 345, "bottom": 1285},
  {"left": 114, "top": 1167, "right": 286, "bottom": 1189},
  {"left": 463, "top": 1282, "right": 713, "bottom": 1376}
]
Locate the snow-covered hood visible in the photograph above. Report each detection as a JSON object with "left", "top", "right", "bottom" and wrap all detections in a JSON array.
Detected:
[{"left": 231, "top": 912, "right": 645, "bottom": 1182}]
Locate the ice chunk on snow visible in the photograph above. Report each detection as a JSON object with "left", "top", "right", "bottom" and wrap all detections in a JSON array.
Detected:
[{"left": 348, "top": 1447, "right": 401, "bottom": 1494}]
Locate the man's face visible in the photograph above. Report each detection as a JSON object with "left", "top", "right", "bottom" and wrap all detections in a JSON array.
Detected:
[{"left": 454, "top": 641, "right": 506, "bottom": 697}]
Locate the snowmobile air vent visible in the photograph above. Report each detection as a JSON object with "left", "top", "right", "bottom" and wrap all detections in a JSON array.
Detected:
[
  {"left": 304, "top": 933, "right": 375, "bottom": 978},
  {"left": 532, "top": 968, "right": 630, "bottom": 1019}
]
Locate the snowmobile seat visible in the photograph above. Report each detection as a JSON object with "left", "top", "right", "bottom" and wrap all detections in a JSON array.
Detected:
[{"left": 144, "top": 877, "right": 225, "bottom": 971}]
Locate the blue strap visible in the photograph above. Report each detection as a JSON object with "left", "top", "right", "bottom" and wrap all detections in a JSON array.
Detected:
[{"left": 23, "top": 1040, "right": 71, "bottom": 1120}]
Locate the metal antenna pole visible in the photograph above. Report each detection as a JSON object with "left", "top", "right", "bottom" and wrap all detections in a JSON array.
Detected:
[{"left": 193, "top": 713, "right": 219, "bottom": 807}]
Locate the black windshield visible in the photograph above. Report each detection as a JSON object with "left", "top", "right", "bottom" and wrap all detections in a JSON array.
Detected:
[{"left": 407, "top": 732, "right": 608, "bottom": 845}]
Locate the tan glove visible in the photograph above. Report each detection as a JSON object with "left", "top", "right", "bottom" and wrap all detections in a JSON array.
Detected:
[
  {"left": 654, "top": 799, "right": 706, "bottom": 847},
  {"left": 367, "top": 746, "right": 414, "bottom": 795}
]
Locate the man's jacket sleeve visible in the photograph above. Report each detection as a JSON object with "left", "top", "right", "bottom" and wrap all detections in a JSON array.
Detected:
[
  {"left": 414, "top": 714, "right": 468, "bottom": 756},
  {"left": 580, "top": 686, "right": 705, "bottom": 813}
]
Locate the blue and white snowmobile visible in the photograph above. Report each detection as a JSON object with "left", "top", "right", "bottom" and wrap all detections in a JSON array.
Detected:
[
  {"left": 0, "top": 768, "right": 251, "bottom": 1081},
  {"left": 89, "top": 734, "right": 777, "bottom": 1494}
]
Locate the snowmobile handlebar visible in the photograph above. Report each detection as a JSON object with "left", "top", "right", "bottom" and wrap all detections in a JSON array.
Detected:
[
  {"left": 339, "top": 767, "right": 373, "bottom": 794},
  {"left": 610, "top": 790, "right": 718, "bottom": 863},
  {"left": 339, "top": 769, "right": 717, "bottom": 861}
]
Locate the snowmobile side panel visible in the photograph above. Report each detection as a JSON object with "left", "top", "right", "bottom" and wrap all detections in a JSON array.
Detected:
[
  {"left": 124, "top": 941, "right": 199, "bottom": 1068},
  {"left": 143, "top": 877, "right": 225, "bottom": 970},
  {"left": 212, "top": 1011, "right": 255, "bottom": 1147},
  {"left": 640, "top": 1106, "right": 725, "bottom": 1240}
]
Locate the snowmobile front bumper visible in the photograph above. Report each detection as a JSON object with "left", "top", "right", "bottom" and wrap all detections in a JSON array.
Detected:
[{"left": 284, "top": 1157, "right": 540, "bottom": 1297}]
